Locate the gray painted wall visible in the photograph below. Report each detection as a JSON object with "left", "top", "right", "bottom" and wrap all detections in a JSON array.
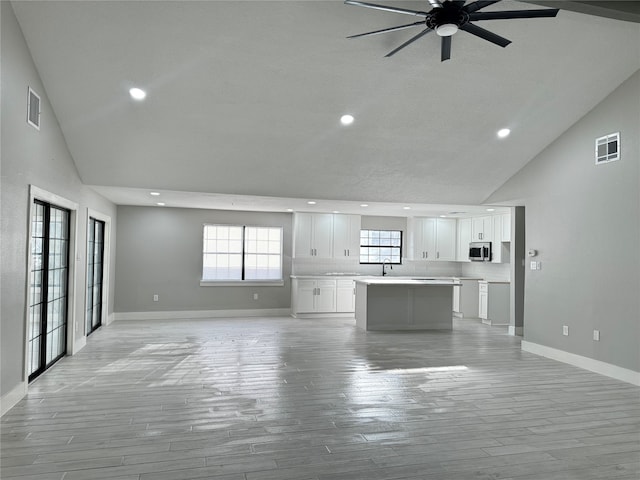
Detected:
[
  {"left": 114, "top": 206, "right": 292, "bottom": 313},
  {"left": 487, "top": 70, "right": 640, "bottom": 372},
  {"left": 1, "top": 2, "right": 118, "bottom": 399}
]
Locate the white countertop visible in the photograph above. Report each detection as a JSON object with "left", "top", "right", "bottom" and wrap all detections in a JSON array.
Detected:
[{"left": 355, "top": 278, "right": 461, "bottom": 286}]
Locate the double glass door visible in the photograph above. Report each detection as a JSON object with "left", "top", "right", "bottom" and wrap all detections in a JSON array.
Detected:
[
  {"left": 86, "top": 218, "right": 105, "bottom": 336},
  {"left": 28, "top": 201, "right": 70, "bottom": 381}
]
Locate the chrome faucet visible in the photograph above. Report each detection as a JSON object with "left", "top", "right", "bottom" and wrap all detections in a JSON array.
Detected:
[{"left": 382, "top": 258, "right": 392, "bottom": 276}]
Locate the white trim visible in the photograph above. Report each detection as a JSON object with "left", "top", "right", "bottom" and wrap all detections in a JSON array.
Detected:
[
  {"left": 73, "top": 335, "right": 87, "bottom": 354},
  {"left": 106, "top": 312, "right": 115, "bottom": 326},
  {"left": 291, "top": 312, "right": 355, "bottom": 319},
  {"left": 26, "top": 186, "right": 79, "bottom": 377},
  {"left": 1, "top": 381, "right": 28, "bottom": 417},
  {"left": 522, "top": 341, "right": 640, "bottom": 386},
  {"left": 113, "top": 308, "right": 291, "bottom": 321},
  {"left": 508, "top": 326, "right": 523, "bottom": 336},
  {"left": 85, "top": 209, "right": 112, "bottom": 338}
]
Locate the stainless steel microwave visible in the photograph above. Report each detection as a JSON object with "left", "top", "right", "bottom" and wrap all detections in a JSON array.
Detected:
[{"left": 469, "top": 242, "right": 492, "bottom": 262}]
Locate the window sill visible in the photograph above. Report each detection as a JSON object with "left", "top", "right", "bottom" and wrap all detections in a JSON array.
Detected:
[{"left": 200, "top": 280, "right": 285, "bottom": 287}]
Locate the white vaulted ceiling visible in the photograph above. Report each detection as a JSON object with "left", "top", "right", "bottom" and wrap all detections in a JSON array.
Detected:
[{"left": 11, "top": 1, "right": 640, "bottom": 212}]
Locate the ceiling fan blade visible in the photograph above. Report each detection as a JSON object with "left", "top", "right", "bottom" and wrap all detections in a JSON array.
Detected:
[
  {"left": 385, "top": 28, "right": 433, "bottom": 57},
  {"left": 441, "top": 35, "right": 452, "bottom": 61},
  {"left": 347, "top": 21, "right": 426, "bottom": 39},
  {"left": 451, "top": 1, "right": 466, "bottom": 7},
  {"left": 469, "top": 8, "right": 559, "bottom": 20},
  {"left": 344, "top": 0, "right": 428, "bottom": 17},
  {"left": 460, "top": 22, "right": 511, "bottom": 47},
  {"left": 463, "top": 1, "right": 501, "bottom": 14}
]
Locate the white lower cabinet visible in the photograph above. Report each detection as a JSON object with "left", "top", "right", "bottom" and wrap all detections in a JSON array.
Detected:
[
  {"left": 478, "top": 281, "right": 510, "bottom": 325},
  {"left": 292, "top": 277, "right": 357, "bottom": 317}
]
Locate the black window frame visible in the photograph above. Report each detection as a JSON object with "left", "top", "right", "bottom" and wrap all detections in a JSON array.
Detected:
[{"left": 359, "top": 229, "right": 403, "bottom": 265}]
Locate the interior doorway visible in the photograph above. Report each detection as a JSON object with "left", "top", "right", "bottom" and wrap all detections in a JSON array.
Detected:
[{"left": 86, "top": 217, "right": 105, "bottom": 336}]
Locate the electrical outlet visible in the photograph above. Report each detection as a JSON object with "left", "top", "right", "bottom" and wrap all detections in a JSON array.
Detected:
[
  {"left": 253, "top": 293, "right": 259, "bottom": 300},
  {"left": 593, "top": 330, "right": 600, "bottom": 341},
  {"left": 562, "top": 325, "right": 569, "bottom": 336},
  {"left": 153, "top": 294, "right": 159, "bottom": 302}
]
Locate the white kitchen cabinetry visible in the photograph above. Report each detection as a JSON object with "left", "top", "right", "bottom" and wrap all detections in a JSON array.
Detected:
[
  {"left": 501, "top": 213, "right": 511, "bottom": 242},
  {"left": 292, "top": 278, "right": 337, "bottom": 315},
  {"left": 294, "top": 213, "right": 333, "bottom": 258},
  {"left": 409, "top": 217, "right": 456, "bottom": 261},
  {"left": 456, "top": 218, "right": 472, "bottom": 262},
  {"left": 471, "top": 216, "right": 492, "bottom": 242},
  {"left": 478, "top": 281, "right": 510, "bottom": 325},
  {"left": 293, "top": 213, "right": 361, "bottom": 259},
  {"left": 332, "top": 214, "right": 361, "bottom": 259},
  {"left": 336, "top": 279, "right": 356, "bottom": 312}
]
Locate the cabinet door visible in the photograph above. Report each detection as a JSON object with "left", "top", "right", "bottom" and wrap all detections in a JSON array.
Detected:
[
  {"left": 479, "top": 291, "right": 488, "bottom": 319},
  {"left": 333, "top": 215, "right": 361, "bottom": 258},
  {"left": 336, "top": 280, "right": 355, "bottom": 312},
  {"left": 296, "top": 280, "right": 317, "bottom": 313},
  {"left": 501, "top": 213, "right": 511, "bottom": 242},
  {"left": 312, "top": 214, "right": 333, "bottom": 258},
  {"left": 457, "top": 218, "right": 472, "bottom": 262},
  {"left": 316, "top": 279, "right": 336, "bottom": 312},
  {"left": 293, "top": 213, "right": 314, "bottom": 258},
  {"left": 472, "top": 216, "right": 492, "bottom": 241},
  {"left": 453, "top": 284, "right": 460, "bottom": 313},
  {"left": 422, "top": 218, "right": 437, "bottom": 260},
  {"left": 492, "top": 215, "right": 502, "bottom": 263},
  {"left": 435, "top": 218, "right": 456, "bottom": 261}
]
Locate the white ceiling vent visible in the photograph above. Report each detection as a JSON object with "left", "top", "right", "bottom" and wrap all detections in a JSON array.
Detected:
[
  {"left": 595, "top": 132, "right": 619, "bottom": 165},
  {"left": 27, "top": 87, "right": 41, "bottom": 130}
]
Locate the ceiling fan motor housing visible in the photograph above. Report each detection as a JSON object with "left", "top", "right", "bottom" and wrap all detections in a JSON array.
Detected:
[{"left": 426, "top": 4, "right": 469, "bottom": 32}]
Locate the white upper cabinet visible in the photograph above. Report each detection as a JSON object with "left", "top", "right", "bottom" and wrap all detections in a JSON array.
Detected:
[
  {"left": 293, "top": 213, "right": 333, "bottom": 258},
  {"left": 332, "top": 214, "right": 361, "bottom": 259},
  {"left": 293, "top": 213, "right": 361, "bottom": 259},
  {"left": 456, "top": 218, "right": 472, "bottom": 262},
  {"left": 408, "top": 217, "right": 456, "bottom": 261},
  {"left": 501, "top": 212, "right": 511, "bottom": 242},
  {"left": 471, "top": 215, "right": 492, "bottom": 242}
]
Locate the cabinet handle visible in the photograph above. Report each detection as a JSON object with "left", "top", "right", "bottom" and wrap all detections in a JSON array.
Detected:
[
  {"left": 425, "top": 251, "right": 428, "bottom": 259},
  {"left": 437, "top": 252, "right": 440, "bottom": 259},
  {"left": 311, "top": 248, "right": 313, "bottom": 256}
]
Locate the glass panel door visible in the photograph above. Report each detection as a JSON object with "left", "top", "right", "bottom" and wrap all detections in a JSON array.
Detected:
[
  {"left": 86, "top": 218, "right": 105, "bottom": 336},
  {"left": 28, "top": 201, "right": 70, "bottom": 381}
]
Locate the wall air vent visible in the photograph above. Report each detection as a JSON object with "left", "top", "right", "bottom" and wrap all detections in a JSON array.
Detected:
[
  {"left": 595, "top": 132, "right": 619, "bottom": 165},
  {"left": 27, "top": 87, "right": 41, "bottom": 130}
]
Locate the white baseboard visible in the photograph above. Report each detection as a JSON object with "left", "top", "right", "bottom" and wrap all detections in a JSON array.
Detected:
[
  {"left": 291, "top": 313, "right": 356, "bottom": 319},
  {"left": 106, "top": 312, "right": 115, "bottom": 326},
  {"left": 508, "top": 326, "right": 523, "bottom": 336},
  {"left": 521, "top": 340, "right": 640, "bottom": 386},
  {"left": 1, "top": 381, "right": 27, "bottom": 417},
  {"left": 113, "top": 308, "right": 291, "bottom": 321},
  {"left": 72, "top": 335, "right": 87, "bottom": 355}
]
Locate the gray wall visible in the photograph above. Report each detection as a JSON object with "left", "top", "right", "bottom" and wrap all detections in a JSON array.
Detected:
[
  {"left": 487, "top": 70, "right": 640, "bottom": 372},
  {"left": 1, "top": 2, "right": 117, "bottom": 400},
  {"left": 114, "top": 206, "right": 292, "bottom": 313}
]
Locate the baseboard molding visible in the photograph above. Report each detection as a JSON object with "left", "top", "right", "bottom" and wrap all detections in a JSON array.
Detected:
[
  {"left": 508, "top": 326, "right": 523, "bottom": 336},
  {"left": 292, "top": 313, "right": 356, "bottom": 319},
  {"left": 72, "top": 335, "right": 87, "bottom": 355},
  {"left": 1, "top": 381, "right": 27, "bottom": 417},
  {"left": 521, "top": 340, "right": 640, "bottom": 386},
  {"left": 113, "top": 308, "right": 291, "bottom": 321},
  {"left": 106, "top": 312, "right": 115, "bottom": 326}
]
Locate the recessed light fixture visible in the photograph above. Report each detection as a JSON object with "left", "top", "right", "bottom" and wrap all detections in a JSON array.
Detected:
[
  {"left": 129, "top": 87, "right": 147, "bottom": 101},
  {"left": 497, "top": 128, "right": 511, "bottom": 138},
  {"left": 307, "top": 201, "right": 316, "bottom": 205},
  {"left": 150, "top": 191, "right": 160, "bottom": 196},
  {"left": 440, "top": 215, "right": 447, "bottom": 218},
  {"left": 286, "top": 208, "right": 294, "bottom": 212},
  {"left": 340, "top": 114, "right": 354, "bottom": 126},
  {"left": 486, "top": 208, "right": 495, "bottom": 212},
  {"left": 333, "top": 210, "right": 340, "bottom": 214},
  {"left": 156, "top": 202, "right": 165, "bottom": 206},
  {"left": 360, "top": 204, "right": 368, "bottom": 207},
  {"left": 403, "top": 206, "right": 411, "bottom": 210}
]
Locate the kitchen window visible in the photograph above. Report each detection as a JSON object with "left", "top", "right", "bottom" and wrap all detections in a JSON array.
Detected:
[
  {"left": 201, "top": 225, "right": 283, "bottom": 285},
  {"left": 360, "top": 229, "right": 402, "bottom": 264}
]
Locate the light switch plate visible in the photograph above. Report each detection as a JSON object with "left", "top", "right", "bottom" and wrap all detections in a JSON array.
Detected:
[
  {"left": 530, "top": 261, "right": 537, "bottom": 270},
  {"left": 563, "top": 325, "right": 569, "bottom": 336},
  {"left": 593, "top": 330, "right": 600, "bottom": 341}
]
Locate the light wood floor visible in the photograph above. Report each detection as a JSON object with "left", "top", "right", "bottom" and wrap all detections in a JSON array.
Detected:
[{"left": 2, "top": 316, "right": 639, "bottom": 480}]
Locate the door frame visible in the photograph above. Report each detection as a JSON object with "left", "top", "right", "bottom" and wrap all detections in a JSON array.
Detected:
[
  {"left": 85, "top": 208, "right": 112, "bottom": 335},
  {"left": 24, "top": 185, "right": 79, "bottom": 383}
]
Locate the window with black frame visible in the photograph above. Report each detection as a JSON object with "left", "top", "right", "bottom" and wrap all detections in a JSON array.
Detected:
[{"left": 359, "top": 229, "right": 402, "bottom": 264}]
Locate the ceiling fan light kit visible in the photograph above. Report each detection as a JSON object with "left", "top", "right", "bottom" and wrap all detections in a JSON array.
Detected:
[{"left": 345, "top": 0, "right": 559, "bottom": 61}]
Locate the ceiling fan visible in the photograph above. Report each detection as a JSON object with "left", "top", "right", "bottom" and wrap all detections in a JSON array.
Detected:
[{"left": 345, "top": 0, "right": 559, "bottom": 61}]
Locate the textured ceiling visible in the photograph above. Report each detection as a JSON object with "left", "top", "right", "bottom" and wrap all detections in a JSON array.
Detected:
[{"left": 11, "top": 0, "right": 640, "bottom": 212}]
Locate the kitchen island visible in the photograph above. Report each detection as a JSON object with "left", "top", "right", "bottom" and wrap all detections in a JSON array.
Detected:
[{"left": 355, "top": 278, "right": 461, "bottom": 331}]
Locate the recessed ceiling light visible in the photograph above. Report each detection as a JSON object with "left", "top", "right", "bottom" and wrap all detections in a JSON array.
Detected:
[
  {"left": 286, "top": 208, "right": 294, "bottom": 212},
  {"left": 440, "top": 215, "right": 447, "bottom": 218},
  {"left": 307, "top": 201, "right": 316, "bottom": 205},
  {"left": 340, "top": 114, "right": 354, "bottom": 126},
  {"left": 403, "top": 206, "right": 411, "bottom": 210},
  {"left": 156, "top": 202, "right": 165, "bottom": 206},
  {"left": 129, "top": 87, "right": 146, "bottom": 100},
  {"left": 360, "top": 204, "right": 368, "bottom": 207},
  {"left": 333, "top": 210, "right": 340, "bottom": 214},
  {"left": 150, "top": 191, "right": 160, "bottom": 196},
  {"left": 497, "top": 128, "right": 511, "bottom": 138},
  {"left": 486, "top": 208, "right": 495, "bottom": 212}
]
